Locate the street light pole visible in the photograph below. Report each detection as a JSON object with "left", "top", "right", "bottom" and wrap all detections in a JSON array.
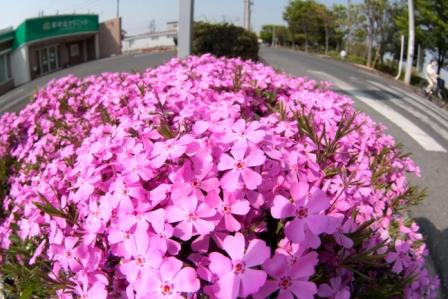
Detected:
[
  {"left": 178, "top": 0, "right": 194, "bottom": 59},
  {"left": 116, "top": 0, "right": 119, "bottom": 17}
]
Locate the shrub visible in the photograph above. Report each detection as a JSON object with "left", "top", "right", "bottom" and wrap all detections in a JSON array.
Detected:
[
  {"left": 193, "top": 22, "right": 259, "bottom": 61},
  {"left": 0, "top": 54, "right": 439, "bottom": 298}
]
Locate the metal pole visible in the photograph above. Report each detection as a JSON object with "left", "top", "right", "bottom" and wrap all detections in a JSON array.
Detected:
[
  {"left": 404, "top": 0, "right": 415, "bottom": 84},
  {"left": 116, "top": 0, "right": 119, "bottom": 17},
  {"left": 178, "top": 0, "right": 194, "bottom": 59}
]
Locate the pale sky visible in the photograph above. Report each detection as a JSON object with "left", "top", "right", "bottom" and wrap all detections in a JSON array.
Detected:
[{"left": 0, "top": 0, "right": 353, "bottom": 35}]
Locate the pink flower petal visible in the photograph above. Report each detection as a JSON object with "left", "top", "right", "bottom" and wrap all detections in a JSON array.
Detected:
[
  {"left": 172, "top": 267, "right": 200, "bottom": 293},
  {"left": 271, "top": 195, "right": 296, "bottom": 219},
  {"left": 290, "top": 252, "right": 318, "bottom": 279},
  {"left": 215, "top": 273, "right": 240, "bottom": 299},
  {"left": 290, "top": 181, "right": 309, "bottom": 203},
  {"left": 209, "top": 252, "right": 232, "bottom": 277},
  {"left": 223, "top": 232, "right": 245, "bottom": 261},
  {"left": 166, "top": 206, "right": 186, "bottom": 223},
  {"left": 201, "top": 177, "right": 220, "bottom": 192},
  {"left": 193, "top": 218, "right": 215, "bottom": 235},
  {"left": 160, "top": 257, "right": 182, "bottom": 281},
  {"left": 223, "top": 214, "right": 241, "bottom": 232},
  {"left": 240, "top": 268, "right": 267, "bottom": 297},
  {"left": 193, "top": 120, "right": 210, "bottom": 135},
  {"left": 306, "top": 215, "right": 328, "bottom": 235},
  {"left": 246, "top": 130, "right": 265, "bottom": 144},
  {"left": 289, "top": 280, "right": 317, "bottom": 299},
  {"left": 285, "top": 218, "right": 306, "bottom": 243},
  {"left": 244, "top": 149, "right": 266, "bottom": 167},
  {"left": 218, "top": 154, "right": 235, "bottom": 171},
  {"left": 243, "top": 239, "right": 270, "bottom": 267},
  {"left": 230, "top": 199, "right": 250, "bottom": 215},
  {"left": 241, "top": 168, "right": 262, "bottom": 190},
  {"left": 307, "top": 190, "right": 330, "bottom": 213},
  {"left": 221, "top": 169, "right": 240, "bottom": 192},
  {"left": 174, "top": 220, "right": 193, "bottom": 241}
]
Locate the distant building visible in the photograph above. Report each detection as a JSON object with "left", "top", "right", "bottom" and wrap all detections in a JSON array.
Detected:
[
  {"left": 122, "top": 22, "right": 178, "bottom": 53},
  {"left": 0, "top": 27, "right": 14, "bottom": 95},
  {"left": 0, "top": 14, "right": 122, "bottom": 95}
]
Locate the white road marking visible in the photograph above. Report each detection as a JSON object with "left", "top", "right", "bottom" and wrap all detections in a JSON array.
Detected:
[
  {"left": 367, "top": 80, "right": 448, "bottom": 142},
  {"left": 367, "top": 80, "right": 448, "bottom": 125},
  {"left": 387, "top": 85, "right": 448, "bottom": 121},
  {"left": 309, "top": 70, "right": 447, "bottom": 153}
]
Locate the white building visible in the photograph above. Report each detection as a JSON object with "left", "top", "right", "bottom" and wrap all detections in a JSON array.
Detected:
[{"left": 122, "top": 30, "right": 177, "bottom": 53}]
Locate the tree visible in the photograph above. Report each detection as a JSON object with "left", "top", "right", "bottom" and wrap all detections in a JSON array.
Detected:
[
  {"left": 315, "top": 4, "right": 335, "bottom": 55},
  {"left": 361, "top": 0, "right": 389, "bottom": 67},
  {"left": 259, "top": 25, "right": 290, "bottom": 46},
  {"left": 415, "top": 0, "right": 448, "bottom": 74},
  {"left": 284, "top": 0, "right": 322, "bottom": 52},
  {"left": 260, "top": 25, "right": 274, "bottom": 44},
  {"left": 331, "top": 4, "right": 348, "bottom": 51}
]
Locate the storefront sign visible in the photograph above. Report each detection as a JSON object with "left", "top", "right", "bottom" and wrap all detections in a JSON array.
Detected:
[{"left": 13, "top": 15, "right": 99, "bottom": 49}]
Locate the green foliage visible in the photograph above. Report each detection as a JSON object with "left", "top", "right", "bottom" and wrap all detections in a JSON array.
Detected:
[
  {"left": 259, "top": 25, "right": 274, "bottom": 44},
  {"left": 193, "top": 22, "right": 259, "bottom": 61},
  {"left": 259, "top": 25, "right": 291, "bottom": 46},
  {"left": 415, "top": 0, "right": 448, "bottom": 74},
  {"left": 1, "top": 234, "right": 72, "bottom": 299},
  {"left": 0, "top": 150, "right": 19, "bottom": 221},
  {"left": 283, "top": 0, "right": 334, "bottom": 51}
]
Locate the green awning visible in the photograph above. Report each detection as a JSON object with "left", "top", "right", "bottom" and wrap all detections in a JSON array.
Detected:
[{"left": 13, "top": 14, "right": 99, "bottom": 49}]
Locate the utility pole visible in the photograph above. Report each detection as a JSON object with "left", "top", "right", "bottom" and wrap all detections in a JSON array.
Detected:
[
  {"left": 178, "top": 0, "right": 194, "bottom": 59},
  {"left": 116, "top": 0, "right": 120, "bottom": 17},
  {"left": 404, "top": 0, "right": 415, "bottom": 84},
  {"left": 272, "top": 25, "right": 275, "bottom": 47},
  {"left": 243, "top": 0, "right": 251, "bottom": 31}
]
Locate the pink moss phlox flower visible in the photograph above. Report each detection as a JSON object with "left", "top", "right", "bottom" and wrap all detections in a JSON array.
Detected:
[
  {"left": 122, "top": 153, "right": 154, "bottom": 183},
  {"left": 218, "top": 147, "right": 265, "bottom": 191},
  {"left": 74, "top": 273, "right": 108, "bottom": 299},
  {"left": 271, "top": 181, "right": 331, "bottom": 242},
  {"left": 385, "top": 239, "right": 412, "bottom": 273},
  {"left": 171, "top": 158, "right": 219, "bottom": 202},
  {"left": 255, "top": 252, "right": 318, "bottom": 299},
  {"left": 318, "top": 277, "right": 351, "bottom": 299},
  {"left": 166, "top": 195, "right": 216, "bottom": 241},
  {"left": 119, "top": 227, "right": 163, "bottom": 284},
  {"left": 137, "top": 256, "right": 200, "bottom": 298},
  {"left": 52, "top": 237, "right": 84, "bottom": 273},
  {"left": 150, "top": 136, "right": 190, "bottom": 168},
  {"left": 206, "top": 190, "right": 250, "bottom": 232},
  {"left": 208, "top": 232, "right": 270, "bottom": 298},
  {"left": 221, "top": 119, "right": 266, "bottom": 150},
  {"left": 0, "top": 54, "right": 439, "bottom": 298}
]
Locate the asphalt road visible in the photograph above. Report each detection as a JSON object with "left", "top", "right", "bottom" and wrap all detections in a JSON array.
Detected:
[
  {"left": 0, "top": 51, "right": 175, "bottom": 113},
  {"left": 0, "top": 48, "right": 447, "bottom": 296},
  {"left": 260, "top": 46, "right": 448, "bottom": 297}
]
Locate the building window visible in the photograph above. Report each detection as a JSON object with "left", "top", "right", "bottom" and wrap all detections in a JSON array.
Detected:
[
  {"left": 0, "top": 53, "right": 10, "bottom": 84},
  {"left": 6, "top": 53, "right": 11, "bottom": 79}
]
